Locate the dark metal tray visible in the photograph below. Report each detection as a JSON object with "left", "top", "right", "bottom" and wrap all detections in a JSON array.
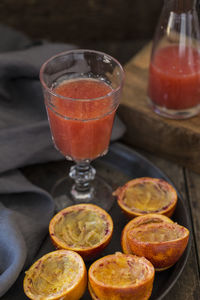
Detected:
[
  {"left": 3, "top": 142, "right": 191, "bottom": 300},
  {"left": 96, "top": 142, "right": 191, "bottom": 300}
]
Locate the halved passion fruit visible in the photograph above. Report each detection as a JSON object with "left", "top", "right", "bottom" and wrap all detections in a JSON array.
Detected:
[
  {"left": 121, "top": 213, "right": 173, "bottom": 254},
  {"left": 127, "top": 222, "right": 189, "bottom": 271},
  {"left": 49, "top": 204, "right": 113, "bottom": 260},
  {"left": 88, "top": 252, "right": 155, "bottom": 300},
  {"left": 23, "top": 250, "right": 87, "bottom": 300},
  {"left": 113, "top": 177, "right": 178, "bottom": 218}
]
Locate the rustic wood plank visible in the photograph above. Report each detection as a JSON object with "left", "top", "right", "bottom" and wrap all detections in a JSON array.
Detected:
[
  {"left": 185, "top": 169, "right": 200, "bottom": 268},
  {"left": 141, "top": 151, "right": 200, "bottom": 299},
  {"left": 119, "top": 43, "right": 200, "bottom": 174}
]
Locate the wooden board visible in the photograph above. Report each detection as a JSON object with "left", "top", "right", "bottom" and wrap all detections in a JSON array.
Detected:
[
  {"left": 118, "top": 43, "right": 200, "bottom": 174},
  {"left": 141, "top": 150, "right": 200, "bottom": 300},
  {"left": 185, "top": 168, "right": 200, "bottom": 264}
]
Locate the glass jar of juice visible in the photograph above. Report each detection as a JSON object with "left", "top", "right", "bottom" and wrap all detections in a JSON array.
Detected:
[{"left": 148, "top": 0, "right": 200, "bottom": 119}]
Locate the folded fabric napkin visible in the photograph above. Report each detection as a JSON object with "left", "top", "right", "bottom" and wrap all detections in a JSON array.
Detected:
[{"left": 0, "top": 25, "right": 126, "bottom": 297}]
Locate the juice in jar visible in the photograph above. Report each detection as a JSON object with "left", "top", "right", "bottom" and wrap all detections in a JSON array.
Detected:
[
  {"left": 148, "top": 45, "right": 200, "bottom": 110},
  {"left": 46, "top": 78, "right": 116, "bottom": 161}
]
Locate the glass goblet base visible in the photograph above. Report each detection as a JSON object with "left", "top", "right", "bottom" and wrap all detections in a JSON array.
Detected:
[
  {"left": 147, "top": 98, "right": 200, "bottom": 120},
  {"left": 51, "top": 175, "right": 115, "bottom": 212},
  {"left": 148, "top": 97, "right": 200, "bottom": 119}
]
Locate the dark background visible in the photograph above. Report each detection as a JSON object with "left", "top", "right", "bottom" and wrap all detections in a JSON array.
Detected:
[{"left": 0, "top": 0, "right": 163, "bottom": 64}]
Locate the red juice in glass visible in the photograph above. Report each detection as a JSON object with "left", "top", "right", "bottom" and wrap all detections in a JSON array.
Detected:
[
  {"left": 148, "top": 45, "right": 200, "bottom": 111},
  {"left": 47, "top": 78, "right": 115, "bottom": 161}
]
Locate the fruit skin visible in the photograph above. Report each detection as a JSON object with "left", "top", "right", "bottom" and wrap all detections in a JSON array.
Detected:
[
  {"left": 121, "top": 214, "right": 173, "bottom": 254},
  {"left": 127, "top": 223, "right": 189, "bottom": 271},
  {"left": 114, "top": 177, "right": 178, "bottom": 219},
  {"left": 49, "top": 204, "right": 113, "bottom": 261},
  {"left": 88, "top": 253, "right": 155, "bottom": 300},
  {"left": 88, "top": 282, "right": 100, "bottom": 300},
  {"left": 50, "top": 233, "right": 112, "bottom": 261},
  {"left": 88, "top": 280, "right": 154, "bottom": 300},
  {"left": 23, "top": 250, "right": 87, "bottom": 300}
]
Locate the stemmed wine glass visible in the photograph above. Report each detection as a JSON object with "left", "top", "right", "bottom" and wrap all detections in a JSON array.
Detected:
[{"left": 40, "top": 49, "right": 124, "bottom": 211}]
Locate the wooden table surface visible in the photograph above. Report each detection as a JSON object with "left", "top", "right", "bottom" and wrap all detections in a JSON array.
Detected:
[{"left": 139, "top": 149, "right": 200, "bottom": 299}]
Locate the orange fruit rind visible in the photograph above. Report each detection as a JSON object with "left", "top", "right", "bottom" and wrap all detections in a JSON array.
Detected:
[
  {"left": 127, "top": 221, "right": 189, "bottom": 271},
  {"left": 88, "top": 252, "right": 155, "bottom": 300},
  {"left": 49, "top": 204, "right": 113, "bottom": 260},
  {"left": 113, "top": 177, "right": 178, "bottom": 218},
  {"left": 23, "top": 249, "right": 87, "bottom": 300},
  {"left": 121, "top": 213, "right": 174, "bottom": 254}
]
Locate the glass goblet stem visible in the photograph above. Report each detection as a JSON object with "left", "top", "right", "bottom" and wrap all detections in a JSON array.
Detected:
[{"left": 69, "top": 161, "right": 96, "bottom": 202}]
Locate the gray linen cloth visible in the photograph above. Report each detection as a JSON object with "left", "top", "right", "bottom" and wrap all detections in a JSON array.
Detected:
[{"left": 0, "top": 25, "right": 126, "bottom": 297}]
